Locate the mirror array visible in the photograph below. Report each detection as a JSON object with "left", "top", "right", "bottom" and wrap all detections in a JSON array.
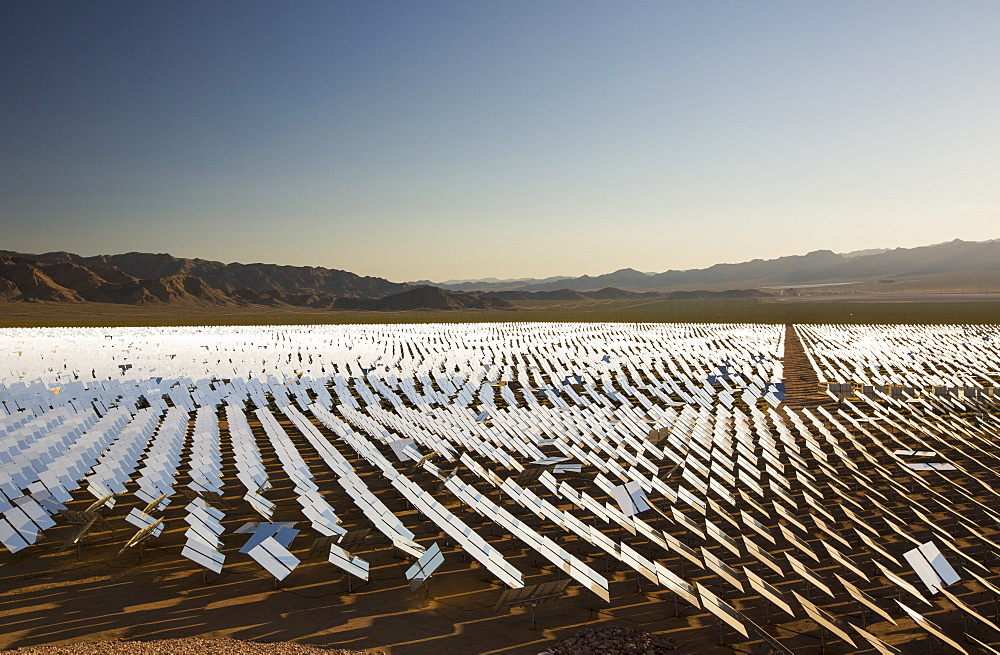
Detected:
[{"left": 1, "top": 323, "right": 999, "bottom": 653}]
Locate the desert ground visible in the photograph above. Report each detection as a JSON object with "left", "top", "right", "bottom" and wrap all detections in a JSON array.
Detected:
[{"left": 3, "top": 296, "right": 1000, "bottom": 328}]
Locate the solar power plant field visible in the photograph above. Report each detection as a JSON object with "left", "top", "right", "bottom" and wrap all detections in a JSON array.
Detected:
[{"left": 2, "top": 323, "right": 1000, "bottom": 654}]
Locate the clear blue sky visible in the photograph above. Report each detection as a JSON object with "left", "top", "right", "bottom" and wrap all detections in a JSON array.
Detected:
[{"left": 3, "top": 1, "right": 998, "bottom": 282}]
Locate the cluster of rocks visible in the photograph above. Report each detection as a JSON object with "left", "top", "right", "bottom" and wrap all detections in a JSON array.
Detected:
[
  {"left": 0, "top": 638, "right": 379, "bottom": 655},
  {"left": 543, "top": 627, "right": 682, "bottom": 655}
]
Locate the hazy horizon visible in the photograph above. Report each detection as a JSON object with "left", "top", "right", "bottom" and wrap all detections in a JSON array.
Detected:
[
  {"left": 5, "top": 235, "right": 999, "bottom": 287},
  {"left": 4, "top": 1, "right": 999, "bottom": 281}
]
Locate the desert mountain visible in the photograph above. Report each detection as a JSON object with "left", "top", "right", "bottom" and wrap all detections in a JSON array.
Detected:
[
  {"left": 0, "top": 250, "right": 415, "bottom": 307},
  {"left": 0, "top": 250, "right": 516, "bottom": 310},
  {"left": 427, "top": 239, "right": 1000, "bottom": 292},
  {"left": 3, "top": 250, "right": 409, "bottom": 299},
  {"left": 804, "top": 239, "right": 1000, "bottom": 281},
  {"left": 4, "top": 237, "right": 997, "bottom": 308}
]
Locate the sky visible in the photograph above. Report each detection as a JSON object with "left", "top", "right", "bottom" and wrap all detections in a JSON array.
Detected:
[{"left": 2, "top": 1, "right": 999, "bottom": 282}]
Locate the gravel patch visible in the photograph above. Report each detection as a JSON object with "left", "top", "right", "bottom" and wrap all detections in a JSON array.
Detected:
[
  {"left": 543, "top": 626, "right": 682, "bottom": 655},
  {"left": 0, "top": 638, "right": 381, "bottom": 655}
]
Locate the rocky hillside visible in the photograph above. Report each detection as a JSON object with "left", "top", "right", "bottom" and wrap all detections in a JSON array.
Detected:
[
  {"left": 0, "top": 250, "right": 409, "bottom": 307},
  {"left": 0, "top": 249, "right": 777, "bottom": 309}
]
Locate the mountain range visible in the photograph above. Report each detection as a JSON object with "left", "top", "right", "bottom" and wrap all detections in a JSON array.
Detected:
[
  {"left": 0, "top": 250, "right": 407, "bottom": 307},
  {"left": 1, "top": 237, "right": 998, "bottom": 309},
  {"left": 421, "top": 239, "right": 1000, "bottom": 292}
]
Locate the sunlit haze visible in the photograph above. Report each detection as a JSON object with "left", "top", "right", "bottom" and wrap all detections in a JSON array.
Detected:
[{"left": 3, "top": 1, "right": 998, "bottom": 282}]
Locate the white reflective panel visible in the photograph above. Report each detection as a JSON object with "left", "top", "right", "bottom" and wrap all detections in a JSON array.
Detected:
[
  {"left": 14, "top": 498, "right": 56, "bottom": 530},
  {"left": 406, "top": 542, "right": 445, "bottom": 589},
  {"left": 3, "top": 507, "right": 39, "bottom": 544},
  {"left": 248, "top": 536, "right": 299, "bottom": 581},
  {"left": 0, "top": 518, "right": 30, "bottom": 553},
  {"left": 391, "top": 535, "right": 427, "bottom": 559},
  {"left": 126, "top": 507, "right": 157, "bottom": 530},
  {"left": 239, "top": 522, "right": 298, "bottom": 554},
  {"left": 903, "top": 540, "right": 960, "bottom": 594},
  {"left": 184, "top": 516, "right": 222, "bottom": 546},
  {"left": 611, "top": 481, "right": 650, "bottom": 517},
  {"left": 904, "top": 462, "right": 957, "bottom": 471},
  {"left": 328, "top": 544, "right": 369, "bottom": 580},
  {"left": 182, "top": 541, "right": 225, "bottom": 574},
  {"left": 388, "top": 438, "right": 416, "bottom": 462}
]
